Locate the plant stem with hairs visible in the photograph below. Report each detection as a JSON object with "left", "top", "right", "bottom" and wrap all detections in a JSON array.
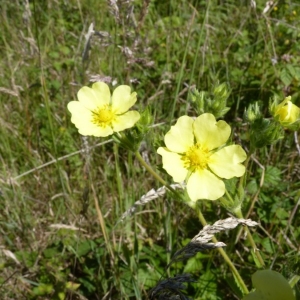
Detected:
[{"left": 135, "top": 151, "right": 250, "bottom": 295}]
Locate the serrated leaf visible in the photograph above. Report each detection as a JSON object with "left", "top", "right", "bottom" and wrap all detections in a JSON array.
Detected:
[
  {"left": 261, "top": 238, "right": 274, "bottom": 254},
  {"left": 66, "top": 281, "right": 80, "bottom": 291},
  {"left": 280, "top": 68, "right": 293, "bottom": 86},
  {"left": 293, "top": 66, "right": 300, "bottom": 81},
  {"left": 183, "top": 255, "right": 203, "bottom": 273},
  {"left": 250, "top": 248, "right": 264, "bottom": 268}
]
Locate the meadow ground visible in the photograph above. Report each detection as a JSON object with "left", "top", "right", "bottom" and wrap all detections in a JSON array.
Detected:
[{"left": 0, "top": 0, "right": 299, "bottom": 299}]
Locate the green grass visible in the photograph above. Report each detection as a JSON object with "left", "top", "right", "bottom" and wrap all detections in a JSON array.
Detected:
[{"left": 1, "top": 0, "right": 300, "bottom": 299}]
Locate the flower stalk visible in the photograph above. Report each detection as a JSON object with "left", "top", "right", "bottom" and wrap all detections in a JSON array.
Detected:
[
  {"left": 135, "top": 151, "right": 182, "bottom": 199},
  {"left": 135, "top": 151, "right": 249, "bottom": 295},
  {"left": 235, "top": 152, "right": 265, "bottom": 267},
  {"left": 196, "top": 205, "right": 249, "bottom": 295},
  {"left": 234, "top": 208, "right": 265, "bottom": 268}
]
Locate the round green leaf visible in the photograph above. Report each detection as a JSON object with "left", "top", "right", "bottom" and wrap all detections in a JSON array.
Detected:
[{"left": 243, "top": 270, "right": 295, "bottom": 300}]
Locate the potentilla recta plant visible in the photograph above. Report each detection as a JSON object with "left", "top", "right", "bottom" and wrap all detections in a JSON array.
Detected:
[{"left": 67, "top": 82, "right": 299, "bottom": 299}]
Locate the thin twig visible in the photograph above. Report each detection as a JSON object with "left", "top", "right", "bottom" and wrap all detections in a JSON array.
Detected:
[{"left": 12, "top": 139, "right": 113, "bottom": 180}]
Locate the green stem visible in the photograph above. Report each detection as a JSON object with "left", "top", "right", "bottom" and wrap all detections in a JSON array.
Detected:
[
  {"left": 235, "top": 151, "right": 265, "bottom": 267},
  {"left": 196, "top": 205, "right": 249, "bottom": 295},
  {"left": 238, "top": 150, "right": 254, "bottom": 196},
  {"left": 225, "top": 189, "right": 235, "bottom": 204},
  {"left": 135, "top": 151, "right": 182, "bottom": 198},
  {"left": 234, "top": 208, "right": 265, "bottom": 267},
  {"left": 238, "top": 150, "right": 254, "bottom": 193},
  {"left": 135, "top": 151, "right": 249, "bottom": 295}
]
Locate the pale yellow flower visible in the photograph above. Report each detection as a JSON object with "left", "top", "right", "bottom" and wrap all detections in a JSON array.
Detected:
[
  {"left": 274, "top": 96, "right": 300, "bottom": 126},
  {"left": 67, "top": 82, "right": 140, "bottom": 137},
  {"left": 157, "top": 113, "right": 247, "bottom": 201}
]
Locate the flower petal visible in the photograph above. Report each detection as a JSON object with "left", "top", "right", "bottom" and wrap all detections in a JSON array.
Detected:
[
  {"left": 277, "top": 101, "right": 300, "bottom": 124},
  {"left": 67, "top": 101, "right": 113, "bottom": 137},
  {"left": 111, "top": 111, "right": 140, "bottom": 132},
  {"left": 187, "top": 169, "right": 225, "bottom": 201},
  {"left": 91, "top": 82, "right": 111, "bottom": 104},
  {"left": 68, "top": 101, "right": 93, "bottom": 124},
  {"left": 208, "top": 145, "right": 246, "bottom": 179},
  {"left": 274, "top": 96, "right": 290, "bottom": 112},
  {"left": 78, "top": 124, "right": 113, "bottom": 137},
  {"left": 111, "top": 85, "right": 137, "bottom": 114},
  {"left": 194, "top": 113, "right": 231, "bottom": 150},
  {"left": 77, "top": 82, "right": 110, "bottom": 111},
  {"left": 164, "top": 116, "right": 194, "bottom": 153},
  {"left": 157, "top": 147, "right": 188, "bottom": 182}
]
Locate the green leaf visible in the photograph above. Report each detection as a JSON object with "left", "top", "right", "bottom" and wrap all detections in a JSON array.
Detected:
[
  {"left": 243, "top": 270, "right": 295, "bottom": 300},
  {"left": 76, "top": 240, "right": 95, "bottom": 257},
  {"left": 32, "top": 283, "right": 53, "bottom": 296},
  {"left": 280, "top": 68, "right": 293, "bottom": 86}
]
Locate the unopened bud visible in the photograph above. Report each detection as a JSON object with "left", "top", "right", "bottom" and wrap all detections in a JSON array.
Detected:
[
  {"left": 271, "top": 96, "right": 300, "bottom": 130},
  {"left": 244, "top": 102, "right": 262, "bottom": 123}
]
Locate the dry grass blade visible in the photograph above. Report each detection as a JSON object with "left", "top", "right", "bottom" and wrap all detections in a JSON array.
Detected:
[
  {"left": 0, "top": 87, "right": 19, "bottom": 97},
  {"left": 192, "top": 217, "right": 258, "bottom": 244},
  {"left": 117, "top": 183, "right": 185, "bottom": 223},
  {"left": 107, "top": 0, "right": 119, "bottom": 21},
  {"left": 82, "top": 22, "right": 94, "bottom": 61},
  {"left": 0, "top": 248, "right": 20, "bottom": 265},
  {"left": 170, "top": 217, "right": 258, "bottom": 265},
  {"left": 12, "top": 139, "right": 113, "bottom": 180},
  {"left": 49, "top": 224, "right": 87, "bottom": 232}
]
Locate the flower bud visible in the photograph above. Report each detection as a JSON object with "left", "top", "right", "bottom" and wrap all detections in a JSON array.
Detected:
[
  {"left": 136, "top": 107, "right": 153, "bottom": 134},
  {"left": 188, "top": 83, "right": 230, "bottom": 118},
  {"left": 244, "top": 102, "right": 262, "bottom": 123},
  {"left": 249, "top": 119, "right": 283, "bottom": 149},
  {"left": 213, "top": 83, "right": 229, "bottom": 100},
  {"left": 270, "top": 96, "right": 300, "bottom": 130}
]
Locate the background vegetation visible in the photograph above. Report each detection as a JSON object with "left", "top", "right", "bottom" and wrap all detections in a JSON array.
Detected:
[{"left": 0, "top": 0, "right": 299, "bottom": 299}]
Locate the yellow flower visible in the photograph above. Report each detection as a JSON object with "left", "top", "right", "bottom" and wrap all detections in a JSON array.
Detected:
[
  {"left": 274, "top": 96, "right": 300, "bottom": 126},
  {"left": 157, "top": 113, "right": 247, "bottom": 201},
  {"left": 67, "top": 82, "right": 140, "bottom": 137}
]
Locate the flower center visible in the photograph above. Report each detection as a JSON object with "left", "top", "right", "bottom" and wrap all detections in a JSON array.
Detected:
[
  {"left": 92, "top": 105, "right": 115, "bottom": 127},
  {"left": 182, "top": 143, "right": 211, "bottom": 171}
]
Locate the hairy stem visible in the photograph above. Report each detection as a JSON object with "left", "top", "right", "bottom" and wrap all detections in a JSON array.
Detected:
[
  {"left": 234, "top": 208, "right": 265, "bottom": 267},
  {"left": 196, "top": 205, "right": 249, "bottom": 295},
  {"left": 135, "top": 151, "right": 249, "bottom": 295},
  {"left": 135, "top": 151, "right": 182, "bottom": 199}
]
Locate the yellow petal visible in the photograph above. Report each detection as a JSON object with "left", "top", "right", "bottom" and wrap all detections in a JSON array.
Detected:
[
  {"left": 274, "top": 96, "right": 291, "bottom": 112},
  {"left": 157, "top": 147, "right": 188, "bottom": 182},
  {"left": 193, "top": 113, "right": 231, "bottom": 150},
  {"left": 67, "top": 101, "right": 114, "bottom": 137},
  {"left": 277, "top": 101, "right": 300, "bottom": 124},
  {"left": 91, "top": 81, "right": 111, "bottom": 104},
  {"left": 68, "top": 101, "right": 93, "bottom": 125},
  {"left": 111, "top": 85, "right": 137, "bottom": 114},
  {"left": 67, "top": 101, "right": 91, "bottom": 116},
  {"left": 208, "top": 145, "right": 246, "bottom": 179},
  {"left": 111, "top": 111, "right": 140, "bottom": 132},
  {"left": 164, "top": 116, "right": 194, "bottom": 153},
  {"left": 289, "top": 103, "right": 300, "bottom": 122},
  {"left": 77, "top": 82, "right": 110, "bottom": 111},
  {"left": 78, "top": 124, "right": 113, "bottom": 137},
  {"left": 187, "top": 169, "right": 225, "bottom": 201}
]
